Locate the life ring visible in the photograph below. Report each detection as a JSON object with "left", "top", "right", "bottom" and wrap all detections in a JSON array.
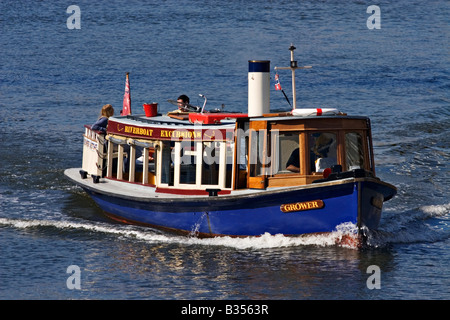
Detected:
[{"left": 292, "top": 108, "right": 340, "bottom": 117}]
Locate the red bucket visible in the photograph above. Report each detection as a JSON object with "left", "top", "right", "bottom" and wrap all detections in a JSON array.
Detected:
[{"left": 143, "top": 103, "right": 158, "bottom": 117}]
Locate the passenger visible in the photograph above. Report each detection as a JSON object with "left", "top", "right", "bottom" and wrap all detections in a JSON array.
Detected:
[
  {"left": 177, "top": 94, "right": 190, "bottom": 110},
  {"left": 92, "top": 104, "right": 114, "bottom": 133},
  {"left": 168, "top": 95, "right": 201, "bottom": 114},
  {"left": 168, "top": 94, "right": 190, "bottom": 113},
  {"left": 311, "top": 133, "right": 337, "bottom": 172},
  {"left": 286, "top": 148, "right": 300, "bottom": 173},
  {"left": 312, "top": 133, "right": 335, "bottom": 158}
]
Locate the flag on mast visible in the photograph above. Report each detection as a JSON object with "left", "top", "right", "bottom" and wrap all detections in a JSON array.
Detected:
[
  {"left": 122, "top": 72, "right": 131, "bottom": 116},
  {"left": 274, "top": 72, "right": 292, "bottom": 108},
  {"left": 274, "top": 73, "right": 282, "bottom": 91}
]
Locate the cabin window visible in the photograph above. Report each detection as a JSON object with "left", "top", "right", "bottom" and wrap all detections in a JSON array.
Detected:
[
  {"left": 235, "top": 122, "right": 249, "bottom": 189},
  {"left": 160, "top": 141, "right": 174, "bottom": 186},
  {"left": 225, "top": 141, "right": 233, "bottom": 188},
  {"left": 106, "top": 136, "right": 128, "bottom": 180},
  {"left": 179, "top": 141, "right": 198, "bottom": 185},
  {"left": 249, "top": 127, "right": 272, "bottom": 177},
  {"left": 106, "top": 133, "right": 234, "bottom": 190},
  {"left": 132, "top": 140, "right": 156, "bottom": 184},
  {"left": 157, "top": 140, "right": 233, "bottom": 189},
  {"left": 345, "top": 132, "right": 365, "bottom": 170},
  {"left": 201, "top": 141, "right": 233, "bottom": 188},
  {"left": 249, "top": 129, "right": 263, "bottom": 177},
  {"left": 106, "top": 137, "right": 157, "bottom": 185},
  {"left": 309, "top": 132, "right": 337, "bottom": 173},
  {"left": 201, "top": 141, "right": 219, "bottom": 185},
  {"left": 272, "top": 132, "right": 300, "bottom": 174}
]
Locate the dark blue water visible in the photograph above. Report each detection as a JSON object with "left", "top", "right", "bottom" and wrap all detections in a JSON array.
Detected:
[{"left": 1, "top": 0, "right": 449, "bottom": 301}]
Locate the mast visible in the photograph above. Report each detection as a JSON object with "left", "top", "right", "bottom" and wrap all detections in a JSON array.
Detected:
[{"left": 274, "top": 44, "right": 311, "bottom": 110}]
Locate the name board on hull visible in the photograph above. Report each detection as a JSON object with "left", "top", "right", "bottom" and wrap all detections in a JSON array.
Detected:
[{"left": 280, "top": 200, "right": 325, "bottom": 213}]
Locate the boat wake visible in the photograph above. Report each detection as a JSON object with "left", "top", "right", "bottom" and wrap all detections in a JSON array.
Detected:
[
  {"left": 1, "top": 202, "right": 448, "bottom": 250},
  {"left": 365, "top": 202, "right": 450, "bottom": 248},
  {"left": 0, "top": 216, "right": 359, "bottom": 249}
]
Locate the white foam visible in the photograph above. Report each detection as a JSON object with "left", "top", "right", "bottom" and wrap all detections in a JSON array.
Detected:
[
  {"left": 419, "top": 203, "right": 450, "bottom": 218},
  {"left": 0, "top": 217, "right": 360, "bottom": 250},
  {"left": 0, "top": 217, "right": 174, "bottom": 244}
]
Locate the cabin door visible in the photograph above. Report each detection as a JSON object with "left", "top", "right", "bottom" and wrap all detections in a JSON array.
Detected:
[{"left": 247, "top": 121, "right": 269, "bottom": 189}]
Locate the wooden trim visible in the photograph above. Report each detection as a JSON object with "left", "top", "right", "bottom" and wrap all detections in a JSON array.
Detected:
[
  {"left": 267, "top": 175, "right": 308, "bottom": 187},
  {"left": 337, "top": 130, "right": 346, "bottom": 171},
  {"left": 299, "top": 132, "right": 307, "bottom": 175},
  {"left": 247, "top": 120, "right": 268, "bottom": 189},
  {"left": 270, "top": 118, "right": 367, "bottom": 131}
]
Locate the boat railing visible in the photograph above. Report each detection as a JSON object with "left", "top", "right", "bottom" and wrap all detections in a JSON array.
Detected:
[
  {"left": 81, "top": 125, "right": 107, "bottom": 180},
  {"left": 101, "top": 131, "right": 234, "bottom": 193}
]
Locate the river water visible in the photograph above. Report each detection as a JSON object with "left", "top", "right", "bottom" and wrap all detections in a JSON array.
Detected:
[{"left": 0, "top": 0, "right": 448, "bottom": 302}]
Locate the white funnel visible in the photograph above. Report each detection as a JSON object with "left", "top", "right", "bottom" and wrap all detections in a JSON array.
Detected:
[{"left": 248, "top": 60, "right": 270, "bottom": 117}]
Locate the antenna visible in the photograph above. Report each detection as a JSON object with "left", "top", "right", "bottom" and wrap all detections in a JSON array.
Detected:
[{"left": 274, "top": 44, "right": 311, "bottom": 110}]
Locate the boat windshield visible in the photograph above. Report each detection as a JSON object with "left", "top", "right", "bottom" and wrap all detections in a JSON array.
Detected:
[{"left": 345, "top": 132, "right": 365, "bottom": 170}]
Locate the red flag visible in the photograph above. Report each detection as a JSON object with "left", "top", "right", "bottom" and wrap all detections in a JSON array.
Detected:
[
  {"left": 274, "top": 73, "right": 282, "bottom": 91},
  {"left": 122, "top": 72, "right": 131, "bottom": 116}
]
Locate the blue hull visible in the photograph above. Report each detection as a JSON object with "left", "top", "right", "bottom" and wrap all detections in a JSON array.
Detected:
[{"left": 82, "top": 178, "right": 395, "bottom": 237}]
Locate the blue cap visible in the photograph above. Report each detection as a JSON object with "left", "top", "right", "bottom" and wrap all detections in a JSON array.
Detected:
[{"left": 248, "top": 60, "right": 270, "bottom": 73}]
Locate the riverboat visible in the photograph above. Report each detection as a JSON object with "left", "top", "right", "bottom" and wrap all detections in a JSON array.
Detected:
[{"left": 64, "top": 45, "right": 396, "bottom": 245}]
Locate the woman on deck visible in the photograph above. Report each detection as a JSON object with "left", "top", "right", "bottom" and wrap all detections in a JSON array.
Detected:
[{"left": 92, "top": 104, "right": 114, "bottom": 133}]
